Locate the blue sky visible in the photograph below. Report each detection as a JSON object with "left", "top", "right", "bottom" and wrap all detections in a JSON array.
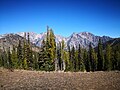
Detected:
[{"left": 0, "top": 0, "right": 120, "bottom": 37}]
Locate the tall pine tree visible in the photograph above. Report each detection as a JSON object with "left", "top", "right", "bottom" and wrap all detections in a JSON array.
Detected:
[
  {"left": 89, "top": 43, "right": 97, "bottom": 72},
  {"left": 97, "top": 39, "right": 104, "bottom": 71},
  {"left": 17, "top": 40, "right": 23, "bottom": 69},
  {"left": 104, "top": 43, "right": 112, "bottom": 71},
  {"left": 38, "top": 39, "right": 50, "bottom": 71},
  {"left": 23, "top": 32, "right": 28, "bottom": 69},
  {"left": 7, "top": 47, "right": 12, "bottom": 69},
  {"left": 83, "top": 49, "right": 90, "bottom": 72},
  {"left": 71, "top": 46, "right": 76, "bottom": 71},
  {"left": 11, "top": 45, "right": 18, "bottom": 68},
  {"left": 45, "top": 27, "right": 56, "bottom": 71},
  {"left": 78, "top": 44, "right": 85, "bottom": 71},
  {"left": 26, "top": 32, "right": 33, "bottom": 69}
]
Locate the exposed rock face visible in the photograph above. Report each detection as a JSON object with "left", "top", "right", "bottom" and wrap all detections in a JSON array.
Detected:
[
  {"left": 67, "top": 32, "right": 112, "bottom": 49},
  {"left": 0, "top": 33, "right": 39, "bottom": 52}
]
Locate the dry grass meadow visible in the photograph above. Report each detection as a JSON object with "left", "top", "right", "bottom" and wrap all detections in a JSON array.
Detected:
[{"left": 0, "top": 68, "right": 120, "bottom": 90}]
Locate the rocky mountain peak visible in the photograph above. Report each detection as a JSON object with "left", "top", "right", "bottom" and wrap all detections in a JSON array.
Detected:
[{"left": 0, "top": 31, "right": 113, "bottom": 49}]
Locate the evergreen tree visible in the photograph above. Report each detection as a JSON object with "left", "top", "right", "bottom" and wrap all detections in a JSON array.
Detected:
[
  {"left": 75, "top": 49, "right": 79, "bottom": 71},
  {"left": 94, "top": 52, "right": 98, "bottom": 71},
  {"left": 7, "top": 47, "right": 12, "bottom": 69},
  {"left": 97, "top": 39, "right": 104, "bottom": 71},
  {"left": 56, "top": 42, "right": 62, "bottom": 70},
  {"left": 64, "top": 51, "right": 69, "bottom": 71},
  {"left": 33, "top": 52, "right": 39, "bottom": 70},
  {"left": 45, "top": 27, "right": 56, "bottom": 71},
  {"left": 67, "top": 45, "right": 76, "bottom": 71},
  {"left": 23, "top": 58, "right": 27, "bottom": 69},
  {"left": 78, "top": 44, "right": 85, "bottom": 71},
  {"left": 38, "top": 39, "right": 50, "bottom": 71},
  {"left": 55, "top": 40, "right": 66, "bottom": 71},
  {"left": 83, "top": 49, "right": 90, "bottom": 72},
  {"left": 11, "top": 45, "right": 18, "bottom": 68},
  {"left": 110, "top": 45, "right": 117, "bottom": 70},
  {"left": 23, "top": 32, "right": 28, "bottom": 69},
  {"left": 61, "top": 40, "right": 66, "bottom": 71},
  {"left": 1, "top": 45, "right": 8, "bottom": 68},
  {"left": 71, "top": 46, "right": 76, "bottom": 71},
  {"left": 104, "top": 43, "right": 112, "bottom": 71},
  {"left": 26, "top": 32, "right": 33, "bottom": 69},
  {"left": 17, "top": 40, "right": 23, "bottom": 69},
  {"left": 89, "top": 43, "right": 97, "bottom": 72},
  {"left": 116, "top": 51, "right": 120, "bottom": 70},
  {"left": 89, "top": 43, "right": 92, "bottom": 71},
  {"left": 78, "top": 44, "right": 81, "bottom": 70},
  {"left": 49, "top": 29, "right": 56, "bottom": 70},
  {"left": 68, "top": 45, "right": 72, "bottom": 71},
  {"left": 113, "top": 46, "right": 120, "bottom": 70}
]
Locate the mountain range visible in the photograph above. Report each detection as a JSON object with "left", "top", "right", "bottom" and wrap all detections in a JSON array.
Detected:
[
  {"left": 0, "top": 31, "right": 115, "bottom": 50},
  {"left": 17, "top": 32, "right": 112, "bottom": 48}
]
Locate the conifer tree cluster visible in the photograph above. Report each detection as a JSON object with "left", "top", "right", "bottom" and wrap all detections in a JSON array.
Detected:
[{"left": 0, "top": 27, "right": 120, "bottom": 71}]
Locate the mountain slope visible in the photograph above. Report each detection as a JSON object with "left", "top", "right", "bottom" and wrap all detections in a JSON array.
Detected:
[
  {"left": 103, "top": 38, "right": 120, "bottom": 51},
  {"left": 0, "top": 33, "right": 39, "bottom": 52},
  {"left": 0, "top": 32, "right": 112, "bottom": 50},
  {"left": 67, "top": 32, "right": 112, "bottom": 48}
]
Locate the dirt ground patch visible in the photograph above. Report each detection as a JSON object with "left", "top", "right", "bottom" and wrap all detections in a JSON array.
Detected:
[{"left": 0, "top": 68, "right": 120, "bottom": 90}]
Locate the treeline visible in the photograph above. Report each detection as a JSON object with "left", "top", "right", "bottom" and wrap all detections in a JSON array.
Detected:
[{"left": 0, "top": 27, "right": 120, "bottom": 71}]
